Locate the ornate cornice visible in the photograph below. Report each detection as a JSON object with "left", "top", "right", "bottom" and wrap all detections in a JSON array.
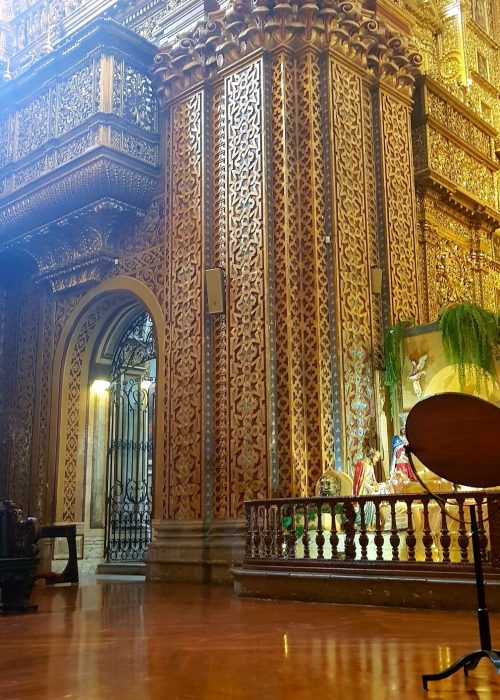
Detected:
[
  {"left": 0, "top": 19, "right": 160, "bottom": 244},
  {"left": 0, "top": 197, "right": 141, "bottom": 293},
  {"left": 152, "top": 0, "right": 423, "bottom": 103}
]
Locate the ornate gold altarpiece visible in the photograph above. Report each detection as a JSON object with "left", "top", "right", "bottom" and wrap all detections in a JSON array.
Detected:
[{"left": 0, "top": 0, "right": 498, "bottom": 582}]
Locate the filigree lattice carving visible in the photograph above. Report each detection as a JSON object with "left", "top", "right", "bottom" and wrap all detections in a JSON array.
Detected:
[
  {"left": 62, "top": 298, "right": 114, "bottom": 521},
  {"left": 428, "top": 129, "right": 496, "bottom": 206},
  {"left": 226, "top": 61, "right": 268, "bottom": 513},
  {"left": 435, "top": 237, "right": 474, "bottom": 307},
  {"left": 167, "top": 93, "right": 203, "bottom": 519},
  {"left": 329, "top": 58, "right": 376, "bottom": 465},
  {"left": 296, "top": 53, "right": 333, "bottom": 493},
  {"left": 271, "top": 52, "right": 303, "bottom": 497},
  {"left": 56, "top": 63, "right": 96, "bottom": 136},
  {"left": 212, "top": 83, "right": 230, "bottom": 518},
  {"left": 8, "top": 281, "right": 39, "bottom": 514},
  {"left": 379, "top": 92, "right": 420, "bottom": 323}
]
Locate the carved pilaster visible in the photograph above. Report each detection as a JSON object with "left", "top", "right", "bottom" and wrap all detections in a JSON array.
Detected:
[
  {"left": 326, "top": 54, "right": 379, "bottom": 466},
  {"left": 417, "top": 221, "right": 439, "bottom": 322},
  {"left": 166, "top": 92, "right": 204, "bottom": 519},
  {"left": 270, "top": 49, "right": 335, "bottom": 496},
  {"left": 374, "top": 82, "right": 421, "bottom": 325}
]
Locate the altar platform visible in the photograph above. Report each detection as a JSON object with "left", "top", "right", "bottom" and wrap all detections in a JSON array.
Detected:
[{"left": 2, "top": 577, "right": 500, "bottom": 699}]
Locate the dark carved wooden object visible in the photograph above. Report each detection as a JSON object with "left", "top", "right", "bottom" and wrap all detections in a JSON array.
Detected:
[{"left": 0, "top": 499, "right": 39, "bottom": 613}]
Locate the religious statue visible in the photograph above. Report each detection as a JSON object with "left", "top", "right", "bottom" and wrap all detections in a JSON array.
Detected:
[
  {"left": 353, "top": 449, "right": 381, "bottom": 528},
  {"left": 315, "top": 468, "right": 341, "bottom": 497},
  {"left": 390, "top": 429, "right": 417, "bottom": 482},
  {"left": 408, "top": 354, "right": 427, "bottom": 398}
]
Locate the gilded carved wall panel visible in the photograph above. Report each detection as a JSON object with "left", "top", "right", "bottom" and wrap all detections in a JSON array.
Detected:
[
  {"left": 8, "top": 281, "right": 39, "bottom": 514},
  {"left": 270, "top": 52, "right": 304, "bottom": 497},
  {"left": 427, "top": 129, "right": 496, "bottom": 206},
  {"left": 167, "top": 93, "right": 203, "bottom": 519},
  {"left": 295, "top": 53, "right": 333, "bottom": 492},
  {"left": 32, "top": 286, "right": 55, "bottom": 520},
  {"left": 211, "top": 83, "right": 230, "bottom": 518},
  {"left": 61, "top": 297, "right": 115, "bottom": 522},
  {"left": 378, "top": 90, "right": 420, "bottom": 324},
  {"left": 225, "top": 60, "right": 269, "bottom": 513},
  {"left": 270, "top": 51, "right": 335, "bottom": 497},
  {"left": 328, "top": 58, "right": 377, "bottom": 465}
]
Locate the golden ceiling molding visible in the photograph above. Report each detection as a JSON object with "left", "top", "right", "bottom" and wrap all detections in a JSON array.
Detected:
[{"left": 152, "top": 0, "right": 423, "bottom": 103}]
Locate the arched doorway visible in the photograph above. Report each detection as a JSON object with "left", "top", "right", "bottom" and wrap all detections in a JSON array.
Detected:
[
  {"left": 49, "top": 278, "right": 165, "bottom": 573},
  {"left": 104, "top": 310, "right": 156, "bottom": 561}
]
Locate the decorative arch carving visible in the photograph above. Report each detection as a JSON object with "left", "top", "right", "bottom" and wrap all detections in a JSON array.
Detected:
[{"left": 47, "top": 276, "right": 165, "bottom": 525}]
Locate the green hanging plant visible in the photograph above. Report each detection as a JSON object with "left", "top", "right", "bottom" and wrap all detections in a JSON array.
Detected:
[
  {"left": 383, "top": 320, "right": 409, "bottom": 419},
  {"left": 439, "top": 302, "right": 500, "bottom": 391}
]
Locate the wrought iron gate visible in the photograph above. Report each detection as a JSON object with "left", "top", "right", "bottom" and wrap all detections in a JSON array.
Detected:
[{"left": 104, "top": 312, "right": 156, "bottom": 561}]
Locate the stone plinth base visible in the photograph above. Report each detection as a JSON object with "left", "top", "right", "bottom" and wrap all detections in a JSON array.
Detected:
[
  {"left": 232, "top": 564, "right": 500, "bottom": 610},
  {"left": 146, "top": 518, "right": 245, "bottom": 583}
]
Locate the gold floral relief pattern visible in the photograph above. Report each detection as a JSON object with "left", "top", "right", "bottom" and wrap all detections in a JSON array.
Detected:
[
  {"left": 329, "top": 59, "right": 376, "bottom": 466},
  {"left": 226, "top": 61, "right": 269, "bottom": 514},
  {"left": 167, "top": 93, "right": 203, "bottom": 519},
  {"left": 119, "top": 199, "right": 164, "bottom": 257},
  {"left": 161, "top": 115, "right": 171, "bottom": 520},
  {"left": 428, "top": 129, "right": 496, "bottom": 206},
  {"left": 427, "top": 91, "right": 492, "bottom": 158},
  {"left": 62, "top": 298, "right": 115, "bottom": 521},
  {"left": 435, "top": 237, "right": 474, "bottom": 309},
  {"left": 33, "top": 286, "right": 55, "bottom": 520},
  {"left": 56, "top": 63, "right": 96, "bottom": 137},
  {"left": 271, "top": 53, "right": 304, "bottom": 497},
  {"left": 362, "top": 85, "right": 383, "bottom": 372},
  {"left": 8, "top": 282, "right": 39, "bottom": 514},
  {"left": 379, "top": 92, "right": 420, "bottom": 324},
  {"left": 295, "top": 53, "right": 333, "bottom": 493},
  {"left": 116, "top": 198, "right": 167, "bottom": 311},
  {"left": 212, "top": 83, "right": 230, "bottom": 518}
]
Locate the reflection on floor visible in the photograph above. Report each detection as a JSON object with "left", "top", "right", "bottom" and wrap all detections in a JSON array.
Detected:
[{"left": 0, "top": 576, "right": 499, "bottom": 699}]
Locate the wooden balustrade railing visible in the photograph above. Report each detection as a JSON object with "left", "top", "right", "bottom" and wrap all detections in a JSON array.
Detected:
[{"left": 244, "top": 492, "right": 500, "bottom": 570}]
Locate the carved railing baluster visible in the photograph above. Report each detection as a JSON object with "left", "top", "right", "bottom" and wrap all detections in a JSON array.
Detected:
[
  {"left": 374, "top": 500, "right": 384, "bottom": 561},
  {"left": 359, "top": 502, "right": 368, "bottom": 561},
  {"left": 476, "top": 496, "right": 488, "bottom": 562},
  {"left": 439, "top": 505, "right": 451, "bottom": 564},
  {"left": 422, "top": 498, "right": 434, "bottom": 562},
  {"left": 250, "top": 506, "right": 259, "bottom": 559},
  {"left": 276, "top": 505, "right": 284, "bottom": 559},
  {"left": 316, "top": 501, "right": 325, "bottom": 560},
  {"left": 245, "top": 504, "right": 253, "bottom": 558},
  {"left": 263, "top": 505, "right": 271, "bottom": 558},
  {"left": 344, "top": 500, "right": 356, "bottom": 560},
  {"left": 240, "top": 492, "right": 497, "bottom": 573},
  {"left": 405, "top": 498, "right": 416, "bottom": 562},
  {"left": 330, "top": 503, "right": 339, "bottom": 560},
  {"left": 389, "top": 501, "right": 400, "bottom": 561},
  {"left": 458, "top": 499, "right": 470, "bottom": 563},
  {"left": 303, "top": 504, "right": 310, "bottom": 559},
  {"left": 287, "top": 505, "right": 297, "bottom": 559}
]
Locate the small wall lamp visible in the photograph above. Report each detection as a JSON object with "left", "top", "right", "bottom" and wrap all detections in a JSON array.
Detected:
[
  {"left": 91, "top": 379, "right": 110, "bottom": 395},
  {"left": 371, "top": 266, "right": 383, "bottom": 295}
]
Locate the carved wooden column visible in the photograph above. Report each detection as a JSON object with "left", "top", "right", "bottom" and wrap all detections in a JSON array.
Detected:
[
  {"left": 164, "top": 92, "right": 205, "bottom": 521},
  {"left": 271, "top": 48, "right": 334, "bottom": 496},
  {"left": 325, "top": 52, "right": 381, "bottom": 467},
  {"left": 373, "top": 79, "right": 421, "bottom": 326},
  {"left": 210, "top": 59, "right": 272, "bottom": 515},
  {"left": 417, "top": 220, "right": 439, "bottom": 323}
]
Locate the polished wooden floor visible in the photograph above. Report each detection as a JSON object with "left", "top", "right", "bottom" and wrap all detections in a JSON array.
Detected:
[{"left": 1, "top": 577, "right": 500, "bottom": 699}]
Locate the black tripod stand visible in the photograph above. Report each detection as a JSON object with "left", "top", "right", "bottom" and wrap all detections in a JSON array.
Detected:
[
  {"left": 404, "top": 393, "right": 500, "bottom": 690},
  {"left": 422, "top": 504, "right": 500, "bottom": 690}
]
